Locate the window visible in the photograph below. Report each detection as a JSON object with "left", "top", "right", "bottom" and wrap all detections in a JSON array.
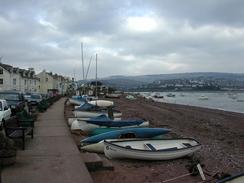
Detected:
[
  {"left": 34, "top": 80, "right": 36, "bottom": 85},
  {"left": 46, "top": 78, "right": 48, "bottom": 82},
  {"left": 0, "top": 68, "right": 3, "bottom": 74},
  {"left": 24, "top": 79, "right": 27, "bottom": 85},
  {"left": 30, "top": 80, "right": 32, "bottom": 84},
  {"left": 0, "top": 79, "right": 3, "bottom": 84},
  {"left": 13, "top": 78, "right": 16, "bottom": 85}
]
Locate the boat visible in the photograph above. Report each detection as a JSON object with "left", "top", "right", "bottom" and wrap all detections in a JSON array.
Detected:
[
  {"left": 236, "top": 99, "right": 244, "bottom": 102},
  {"left": 67, "top": 117, "right": 121, "bottom": 126},
  {"left": 106, "top": 93, "right": 121, "bottom": 98},
  {"left": 80, "top": 128, "right": 170, "bottom": 144},
  {"left": 216, "top": 172, "right": 244, "bottom": 183},
  {"left": 74, "top": 100, "right": 114, "bottom": 109},
  {"left": 89, "top": 127, "right": 123, "bottom": 136},
  {"left": 166, "top": 93, "right": 175, "bottom": 97},
  {"left": 152, "top": 92, "right": 164, "bottom": 98},
  {"left": 88, "top": 100, "right": 114, "bottom": 107},
  {"left": 81, "top": 135, "right": 167, "bottom": 153},
  {"left": 73, "top": 109, "right": 122, "bottom": 118},
  {"left": 68, "top": 95, "right": 92, "bottom": 105},
  {"left": 104, "top": 138, "right": 201, "bottom": 160},
  {"left": 71, "top": 117, "right": 149, "bottom": 131},
  {"left": 81, "top": 139, "right": 130, "bottom": 153},
  {"left": 73, "top": 102, "right": 122, "bottom": 118},
  {"left": 126, "top": 95, "right": 136, "bottom": 100},
  {"left": 199, "top": 95, "right": 208, "bottom": 100}
]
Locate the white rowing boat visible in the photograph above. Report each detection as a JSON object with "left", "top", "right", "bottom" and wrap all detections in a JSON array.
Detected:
[{"left": 104, "top": 138, "right": 201, "bottom": 160}]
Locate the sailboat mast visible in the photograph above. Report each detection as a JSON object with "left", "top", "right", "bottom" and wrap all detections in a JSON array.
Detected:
[
  {"left": 95, "top": 53, "right": 98, "bottom": 98},
  {"left": 81, "top": 42, "right": 85, "bottom": 81}
]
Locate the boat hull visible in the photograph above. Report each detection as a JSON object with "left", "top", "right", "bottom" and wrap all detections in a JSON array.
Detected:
[
  {"left": 68, "top": 117, "right": 121, "bottom": 126},
  {"left": 73, "top": 111, "right": 122, "bottom": 118},
  {"left": 104, "top": 138, "right": 201, "bottom": 160}
]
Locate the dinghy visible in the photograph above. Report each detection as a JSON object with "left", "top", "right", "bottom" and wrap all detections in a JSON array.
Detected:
[
  {"left": 80, "top": 128, "right": 170, "bottom": 144},
  {"left": 71, "top": 118, "right": 149, "bottom": 131},
  {"left": 104, "top": 138, "right": 201, "bottom": 160}
]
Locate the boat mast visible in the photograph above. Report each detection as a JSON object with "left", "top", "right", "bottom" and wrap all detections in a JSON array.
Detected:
[
  {"left": 95, "top": 53, "right": 98, "bottom": 98},
  {"left": 81, "top": 42, "right": 85, "bottom": 95},
  {"left": 81, "top": 42, "right": 85, "bottom": 80}
]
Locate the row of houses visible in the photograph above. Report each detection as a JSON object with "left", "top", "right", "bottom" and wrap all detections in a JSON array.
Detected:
[{"left": 0, "top": 63, "right": 71, "bottom": 94}]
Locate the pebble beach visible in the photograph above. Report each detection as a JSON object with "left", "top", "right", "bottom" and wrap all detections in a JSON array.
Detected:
[{"left": 66, "top": 96, "right": 244, "bottom": 183}]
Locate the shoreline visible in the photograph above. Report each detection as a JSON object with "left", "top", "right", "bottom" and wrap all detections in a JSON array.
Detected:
[{"left": 153, "top": 99, "right": 244, "bottom": 116}]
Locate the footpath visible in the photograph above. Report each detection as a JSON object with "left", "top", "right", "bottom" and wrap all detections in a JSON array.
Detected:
[{"left": 2, "top": 98, "right": 93, "bottom": 183}]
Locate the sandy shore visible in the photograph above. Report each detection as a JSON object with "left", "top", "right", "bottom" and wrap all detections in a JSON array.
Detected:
[{"left": 65, "top": 96, "right": 244, "bottom": 183}]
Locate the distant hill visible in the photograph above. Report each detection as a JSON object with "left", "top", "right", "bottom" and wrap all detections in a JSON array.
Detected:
[{"left": 78, "top": 72, "right": 244, "bottom": 90}]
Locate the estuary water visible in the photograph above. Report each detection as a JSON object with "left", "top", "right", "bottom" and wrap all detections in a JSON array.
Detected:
[{"left": 140, "top": 91, "right": 244, "bottom": 114}]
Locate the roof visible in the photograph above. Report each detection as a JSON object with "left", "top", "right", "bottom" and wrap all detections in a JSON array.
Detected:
[{"left": 0, "top": 63, "right": 13, "bottom": 72}]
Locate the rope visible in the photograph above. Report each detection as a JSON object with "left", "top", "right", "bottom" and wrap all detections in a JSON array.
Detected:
[{"left": 161, "top": 172, "right": 193, "bottom": 182}]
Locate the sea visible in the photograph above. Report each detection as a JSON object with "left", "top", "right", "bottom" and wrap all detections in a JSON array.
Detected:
[{"left": 139, "top": 91, "right": 244, "bottom": 114}]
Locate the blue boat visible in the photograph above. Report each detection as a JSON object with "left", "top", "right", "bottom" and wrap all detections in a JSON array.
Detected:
[
  {"left": 69, "top": 95, "right": 88, "bottom": 105},
  {"left": 86, "top": 114, "right": 148, "bottom": 127},
  {"left": 80, "top": 128, "right": 171, "bottom": 144}
]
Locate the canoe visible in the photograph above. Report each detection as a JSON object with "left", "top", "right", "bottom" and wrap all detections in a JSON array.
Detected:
[
  {"left": 89, "top": 128, "right": 122, "bottom": 136},
  {"left": 71, "top": 119, "right": 149, "bottom": 131},
  {"left": 216, "top": 172, "right": 244, "bottom": 183},
  {"left": 68, "top": 117, "right": 121, "bottom": 126},
  {"left": 104, "top": 138, "right": 201, "bottom": 160},
  {"left": 80, "top": 128, "right": 170, "bottom": 144},
  {"left": 86, "top": 115, "right": 148, "bottom": 127}
]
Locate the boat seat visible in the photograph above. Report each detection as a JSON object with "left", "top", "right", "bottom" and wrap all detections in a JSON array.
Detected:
[
  {"left": 182, "top": 143, "right": 192, "bottom": 148},
  {"left": 158, "top": 147, "right": 178, "bottom": 151},
  {"left": 144, "top": 143, "right": 157, "bottom": 151}
]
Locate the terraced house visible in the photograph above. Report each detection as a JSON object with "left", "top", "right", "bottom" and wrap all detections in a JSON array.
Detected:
[
  {"left": 0, "top": 63, "right": 40, "bottom": 93},
  {"left": 37, "top": 70, "right": 71, "bottom": 94}
]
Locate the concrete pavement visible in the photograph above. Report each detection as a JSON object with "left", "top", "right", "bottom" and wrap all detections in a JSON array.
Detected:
[{"left": 2, "top": 98, "right": 93, "bottom": 183}]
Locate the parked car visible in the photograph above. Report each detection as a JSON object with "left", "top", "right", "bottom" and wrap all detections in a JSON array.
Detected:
[
  {"left": 0, "top": 90, "right": 25, "bottom": 115},
  {"left": 28, "top": 93, "right": 43, "bottom": 105},
  {"left": 0, "top": 99, "right": 11, "bottom": 126},
  {"left": 24, "top": 93, "right": 32, "bottom": 102}
]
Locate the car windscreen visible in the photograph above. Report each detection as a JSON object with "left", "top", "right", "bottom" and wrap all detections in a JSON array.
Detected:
[
  {"left": 31, "top": 94, "right": 41, "bottom": 99},
  {"left": 0, "top": 93, "right": 20, "bottom": 101}
]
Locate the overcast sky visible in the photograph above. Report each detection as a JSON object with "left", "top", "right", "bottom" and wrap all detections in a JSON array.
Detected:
[{"left": 0, "top": 0, "right": 244, "bottom": 79}]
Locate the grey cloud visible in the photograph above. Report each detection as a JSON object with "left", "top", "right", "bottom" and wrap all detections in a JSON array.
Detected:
[{"left": 0, "top": 0, "right": 244, "bottom": 79}]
